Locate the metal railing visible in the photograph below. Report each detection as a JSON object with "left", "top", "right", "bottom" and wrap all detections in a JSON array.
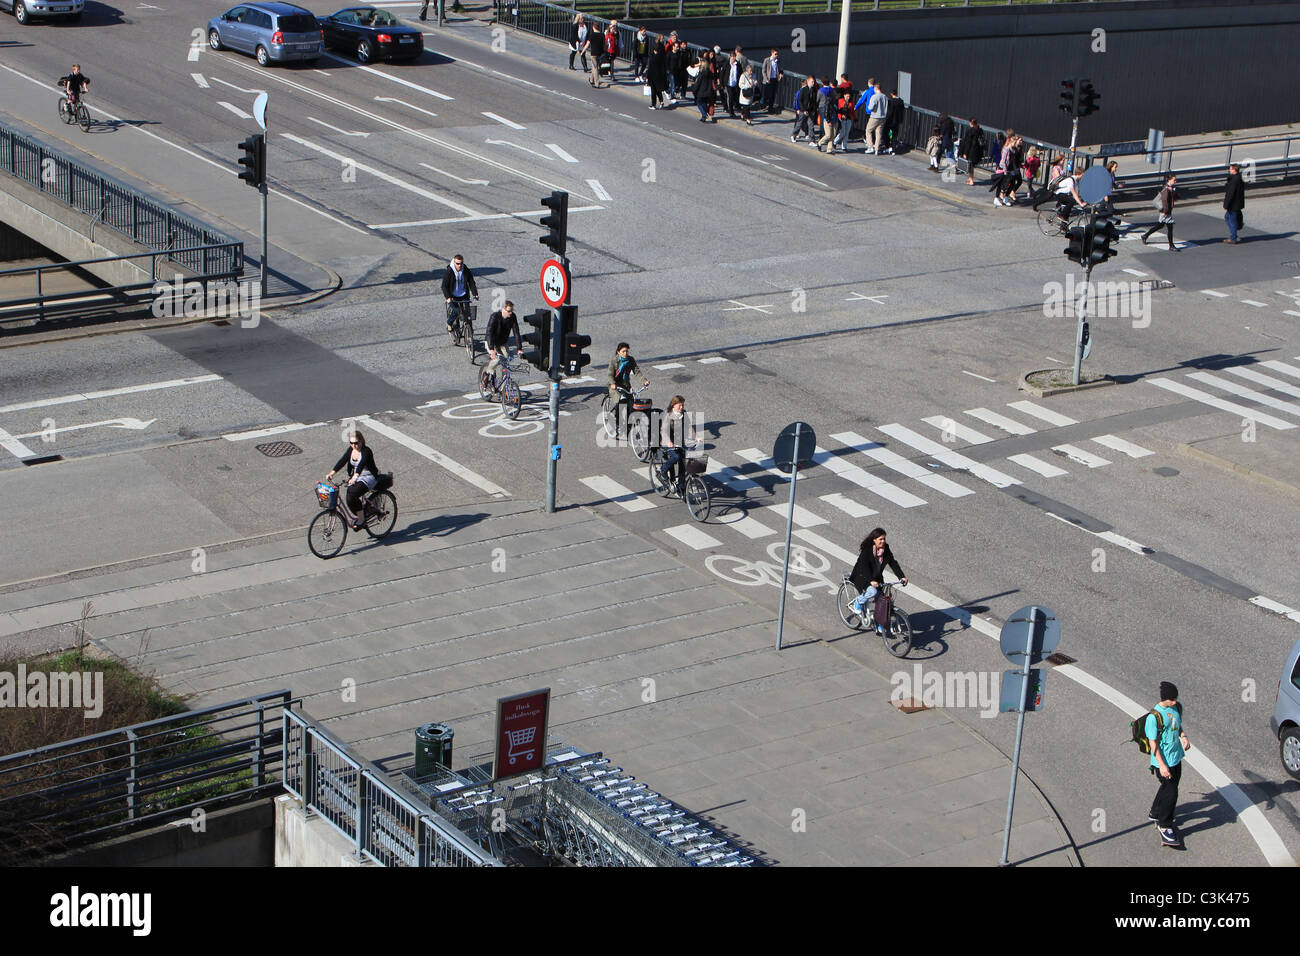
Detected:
[
  {"left": 538, "top": 0, "right": 1143, "bottom": 18},
  {"left": 282, "top": 709, "right": 503, "bottom": 867},
  {"left": 1080, "top": 134, "right": 1299, "bottom": 201},
  {"left": 0, "top": 690, "right": 293, "bottom": 861}
]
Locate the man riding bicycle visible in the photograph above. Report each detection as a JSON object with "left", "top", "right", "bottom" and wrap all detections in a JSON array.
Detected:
[
  {"left": 481, "top": 300, "right": 521, "bottom": 393},
  {"left": 608, "top": 342, "right": 649, "bottom": 401},
  {"left": 440, "top": 254, "right": 478, "bottom": 334},
  {"left": 60, "top": 64, "right": 90, "bottom": 105}
]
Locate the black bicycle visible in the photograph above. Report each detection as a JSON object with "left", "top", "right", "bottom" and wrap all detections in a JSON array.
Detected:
[
  {"left": 648, "top": 449, "right": 710, "bottom": 522},
  {"left": 57, "top": 83, "right": 91, "bottom": 132},
  {"left": 837, "top": 578, "right": 912, "bottom": 657},
  {"left": 600, "top": 383, "right": 656, "bottom": 461},
  {"left": 446, "top": 299, "right": 477, "bottom": 364}
]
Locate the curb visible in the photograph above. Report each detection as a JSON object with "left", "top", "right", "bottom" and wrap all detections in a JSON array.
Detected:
[
  {"left": 1018, "top": 369, "right": 1116, "bottom": 398},
  {"left": 1175, "top": 441, "right": 1300, "bottom": 500}
]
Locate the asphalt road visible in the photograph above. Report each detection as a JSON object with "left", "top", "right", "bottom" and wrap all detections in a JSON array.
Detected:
[{"left": 1, "top": 0, "right": 1298, "bottom": 867}]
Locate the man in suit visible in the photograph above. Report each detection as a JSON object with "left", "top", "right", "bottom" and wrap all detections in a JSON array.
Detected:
[
  {"left": 724, "top": 52, "right": 741, "bottom": 117},
  {"left": 760, "top": 48, "right": 783, "bottom": 113}
]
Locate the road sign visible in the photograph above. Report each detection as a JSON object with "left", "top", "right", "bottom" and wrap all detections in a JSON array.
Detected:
[
  {"left": 1000, "top": 669, "right": 1047, "bottom": 713},
  {"left": 492, "top": 688, "right": 550, "bottom": 780},
  {"left": 773, "top": 421, "right": 816, "bottom": 474},
  {"left": 999, "top": 606, "right": 1060, "bottom": 664},
  {"left": 253, "top": 92, "right": 268, "bottom": 132},
  {"left": 539, "top": 259, "right": 567, "bottom": 308},
  {"left": 1077, "top": 165, "right": 1110, "bottom": 205}
]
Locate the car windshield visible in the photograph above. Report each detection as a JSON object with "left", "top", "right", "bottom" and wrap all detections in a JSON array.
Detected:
[{"left": 278, "top": 13, "right": 319, "bottom": 32}]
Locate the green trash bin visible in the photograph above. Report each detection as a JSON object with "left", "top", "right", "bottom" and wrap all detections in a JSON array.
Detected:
[{"left": 415, "top": 722, "right": 454, "bottom": 778}]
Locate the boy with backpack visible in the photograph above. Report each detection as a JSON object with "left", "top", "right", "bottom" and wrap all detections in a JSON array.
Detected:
[{"left": 1135, "top": 681, "right": 1190, "bottom": 847}]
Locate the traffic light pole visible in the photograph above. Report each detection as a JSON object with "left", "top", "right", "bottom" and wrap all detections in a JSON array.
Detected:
[
  {"left": 1071, "top": 210, "right": 1096, "bottom": 387},
  {"left": 260, "top": 174, "right": 268, "bottom": 299},
  {"left": 544, "top": 255, "right": 570, "bottom": 515},
  {"left": 1067, "top": 115, "right": 1079, "bottom": 172}
]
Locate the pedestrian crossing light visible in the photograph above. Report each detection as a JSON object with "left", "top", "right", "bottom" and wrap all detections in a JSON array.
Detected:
[
  {"left": 1077, "top": 80, "right": 1099, "bottom": 117},
  {"left": 1059, "top": 78, "right": 1078, "bottom": 117},
  {"left": 237, "top": 134, "right": 266, "bottom": 189},
  {"left": 539, "top": 190, "right": 569, "bottom": 257},
  {"left": 1065, "top": 222, "right": 1090, "bottom": 264},
  {"left": 1088, "top": 216, "right": 1121, "bottom": 266},
  {"left": 522, "top": 308, "right": 551, "bottom": 372}
]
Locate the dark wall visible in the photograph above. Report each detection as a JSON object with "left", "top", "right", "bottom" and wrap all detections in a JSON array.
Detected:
[{"left": 637, "top": 0, "right": 1300, "bottom": 145}]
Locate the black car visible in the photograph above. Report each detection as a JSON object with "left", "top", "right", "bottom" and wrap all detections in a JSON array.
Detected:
[{"left": 318, "top": 6, "right": 422, "bottom": 63}]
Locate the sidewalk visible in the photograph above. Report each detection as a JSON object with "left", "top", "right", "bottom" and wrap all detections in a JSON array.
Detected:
[{"left": 0, "top": 499, "right": 1078, "bottom": 866}]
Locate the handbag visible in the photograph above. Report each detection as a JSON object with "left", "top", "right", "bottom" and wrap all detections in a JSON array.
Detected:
[
  {"left": 873, "top": 594, "right": 890, "bottom": 627},
  {"left": 642, "top": 84, "right": 651, "bottom": 96}
]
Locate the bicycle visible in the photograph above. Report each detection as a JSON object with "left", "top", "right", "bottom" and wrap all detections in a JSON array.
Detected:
[
  {"left": 837, "top": 577, "right": 912, "bottom": 658},
  {"left": 446, "top": 299, "right": 477, "bottom": 365},
  {"left": 648, "top": 448, "right": 710, "bottom": 522},
  {"left": 1037, "top": 202, "right": 1093, "bottom": 238},
  {"left": 478, "top": 352, "right": 527, "bottom": 420},
  {"left": 308, "top": 474, "right": 398, "bottom": 559},
  {"left": 57, "top": 84, "right": 91, "bottom": 132},
  {"left": 600, "top": 383, "right": 656, "bottom": 461}
]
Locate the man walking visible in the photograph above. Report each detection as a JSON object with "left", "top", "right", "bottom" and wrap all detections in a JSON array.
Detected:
[
  {"left": 864, "top": 82, "right": 887, "bottom": 155},
  {"left": 1223, "top": 163, "right": 1245, "bottom": 244},
  {"left": 791, "top": 75, "right": 817, "bottom": 142},
  {"left": 760, "top": 48, "right": 783, "bottom": 113},
  {"left": 724, "top": 51, "right": 741, "bottom": 117},
  {"left": 816, "top": 78, "right": 838, "bottom": 153},
  {"left": 1146, "top": 681, "right": 1190, "bottom": 847}
]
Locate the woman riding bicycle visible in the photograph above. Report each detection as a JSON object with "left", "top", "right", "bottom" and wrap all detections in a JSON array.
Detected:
[
  {"left": 657, "top": 395, "right": 698, "bottom": 483},
  {"left": 847, "top": 528, "right": 907, "bottom": 621},
  {"left": 325, "top": 430, "right": 380, "bottom": 530}
]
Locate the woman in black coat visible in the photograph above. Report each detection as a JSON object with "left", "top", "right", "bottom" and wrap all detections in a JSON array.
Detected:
[
  {"left": 647, "top": 37, "right": 669, "bottom": 110},
  {"left": 693, "top": 55, "right": 717, "bottom": 122},
  {"left": 847, "top": 527, "right": 907, "bottom": 617},
  {"left": 959, "top": 119, "right": 985, "bottom": 186},
  {"left": 568, "top": 13, "right": 591, "bottom": 72},
  {"left": 325, "top": 430, "right": 380, "bottom": 529}
]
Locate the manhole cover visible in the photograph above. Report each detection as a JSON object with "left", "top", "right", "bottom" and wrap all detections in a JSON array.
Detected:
[
  {"left": 1153, "top": 466, "right": 1179, "bottom": 477},
  {"left": 255, "top": 441, "right": 303, "bottom": 458}
]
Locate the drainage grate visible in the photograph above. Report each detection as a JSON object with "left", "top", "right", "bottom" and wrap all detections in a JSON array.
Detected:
[
  {"left": 255, "top": 441, "right": 303, "bottom": 458},
  {"left": 21, "top": 455, "right": 64, "bottom": 466},
  {"left": 1046, "top": 652, "right": 1077, "bottom": 666}
]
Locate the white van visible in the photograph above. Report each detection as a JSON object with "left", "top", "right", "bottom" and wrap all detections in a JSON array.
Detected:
[{"left": 1272, "top": 635, "right": 1300, "bottom": 779}]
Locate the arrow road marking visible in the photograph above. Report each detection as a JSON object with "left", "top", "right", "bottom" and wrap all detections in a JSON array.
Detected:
[
  {"left": 846, "top": 292, "right": 889, "bottom": 304},
  {"left": 212, "top": 77, "right": 265, "bottom": 95},
  {"left": 586, "top": 179, "right": 611, "bottom": 201},
  {"left": 376, "top": 96, "right": 438, "bottom": 118},
  {"left": 218, "top": 101, "right": 252, "bottom": 120},
  {"left": 484, "top": 138, "right": 551, "bottom": 159},
  {"left": 12, "top": 418, "right": 157, "bottom": 440},
  {"left": 722, "top": 300, "right": 773, "bottom": 313},
  {"left": 191, "top": 73, "right": 209, "bottom": 88},
  {"left": 546, "top": 143, "right": 578, "bottom": 163},
  {"left": 308, "top": 117, "right": 370, "bottom": 137},
  {"left": 418, "top": 162, "right": 487, "bottom": 185}
]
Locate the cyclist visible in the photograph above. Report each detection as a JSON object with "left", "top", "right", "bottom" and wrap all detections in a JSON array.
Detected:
[
  {"left": 481, "top": 300, "right": 521, "bottom": 393},
  {"left": 846, "top": 528, "right": 907, "bottom": 626},
  {"left": 325, "top": 430, "right": 380, "bottom": 531},
  {"left": 440, "top": 254, "right": 478, "bottom": 335},
  {"left": 656, "top": 395, "right": 699, "bottom": 484},
  {"left": 60, "top": 64, "right": 91, "bottom": 107},
  {"left": 607, "top": 341, "right": 649, "bottom": 401},
  {"left": 1052, "top": 166, "right": 1084, "bottom": 223}
]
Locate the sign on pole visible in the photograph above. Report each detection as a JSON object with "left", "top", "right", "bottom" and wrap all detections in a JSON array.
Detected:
[
  {"left": 539, "top": 259, "right": 567, "bottom": 309},
  {"left": 774, "top": 422, "right": 816, "bottom": 650},
  {"left": 492, "top": 688, "right": 550, "bottom": 781},
  {"left": 998, "top": 606, "right": 1058, "bottom": 865}
]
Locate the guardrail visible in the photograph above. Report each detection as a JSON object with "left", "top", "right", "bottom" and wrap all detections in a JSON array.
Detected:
[
  {"left": 546, "top": 0, "right": 1145, "bottom": 18},
  {"left": 282, "top": 709, "right": 503, "bottom": 867},
  {"left": 1080, "top": 134, "right": 1299, "bottom": 201},
  {"left": 0, "top": 690, "right": 292, "bottom": 862}
]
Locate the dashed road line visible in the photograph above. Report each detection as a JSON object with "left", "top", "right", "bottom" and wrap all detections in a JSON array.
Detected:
[
  {"left": 481, "top": 111, "right": 525, "bottom": 129},
  {"left": 1200, "top": 289, "right": 1229, "bottom": 297},
  {"left": 356, "top": 415, "right": 508, "bottom": 498}
]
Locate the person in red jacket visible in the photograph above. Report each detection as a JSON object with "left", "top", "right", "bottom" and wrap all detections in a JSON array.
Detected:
[{"left": 601, "top": 23, "right": 620, "bottom": 82}]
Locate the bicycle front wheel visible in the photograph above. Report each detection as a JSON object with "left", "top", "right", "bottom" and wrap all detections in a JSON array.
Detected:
[
  {"left": 629, "top": 413, "right": 650, "bottom": 461},
  {"left": 684, "top": 474, "right": 710, "bottom": 522},
  {"left": 363, "top": 491, "right": 397, "bottom": 539},
  {"left": 599, "top": 393, "right": 619, "bottom": 439},
  {"left": 500, "top": 380, "right": 521, "bottom": 420},
  {"left": 1037, "top": 207, "right": 1064, "bottom": 238},
  {"left": 837, "top": 581, "right": 865, "bottom": 630},
  {"left": 883, "top": 608, "right": 913, "bottom": 658},
  {"left": 478, "top": 367, "right": 493, "bottom": 401},
  {"left": 308, "top": 509, "right": 347, "bottom": 558},
  {"left": 464, "top": 321, "right": 476, "bottom": 364}
]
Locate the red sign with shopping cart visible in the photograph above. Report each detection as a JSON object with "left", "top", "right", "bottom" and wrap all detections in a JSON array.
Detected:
[{"left": 492, "top": 688, "right": 550, "bottom": 781}]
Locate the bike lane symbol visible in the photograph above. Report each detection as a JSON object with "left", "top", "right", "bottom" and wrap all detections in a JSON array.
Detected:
[{"left": 705, "top": 542, "right": 838, "bottom": 600}]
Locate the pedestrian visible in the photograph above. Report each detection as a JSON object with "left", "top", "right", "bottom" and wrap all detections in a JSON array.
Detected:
[
  {"left": 791, "top": 75, "right": 817, "bottom": 142},
  {"left": 600, "top": 21, "right": 619, "bottom": 83},
  {"left": 958, "top": 118, "right": 985, "bottom": 185},
  {"left": 738, "top": 64, "right": 757, "bottom": 125},
  {"left": 1145, "top": 681, "right": 1190, "bottom": 847},
  {"left": 939, "top": 112, "right": 956, "bottom": 165},
  {"left": 666, "top": 36, "right": 684, "bottom": 101},
  {"left": 1032, "top": 153, "right": 1067, "bottom": 210},
  {"left": 882, "top": 89, "right": 904, "bottom": 154},
  {"left": 1223, "top": 162, "right": 1245, "bottom": 243},
  {"left": 724, "top": 50, "right": 741, "bottom": 117},
  {"left": 631, "top": 25, "right": 649, "bottom": 82},
  {"left": 1141, "top": 173, "right": 1179, "bottom": 250},
  {"left": 692, "top": 54, "right": 717, "bottom": 122},
  {"left": 647, "top": 36, "right": 668, "bottom": 109},
  {"left": 816, "top": 77, "right": 838, "bottom": 153},
  {"left": 833, "top": 81, "right": 856, "bottom": 152},
  {"left": 1021, "top": 145, "right": 1042, "bottom": 197},
  {"left": 568, "top": 13, "right": 590, "bottom": 72},
  {"left": 864, "top": 82, "right": 886, "bottom": 154},
  {"left": 760, "top": 47, "right": 783, "bottom": 113},
  {"left": 925, "top": 125, "right": 942, "bottom": 171}
]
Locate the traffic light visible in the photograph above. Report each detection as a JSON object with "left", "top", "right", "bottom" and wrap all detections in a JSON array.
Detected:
[
  {"left": 1065, "top": 221, "right": 1090, "bottom": 264},
  {"left": 522, "top": 308, "right": 551, "bottom": 372},
  {"left": 1077, "top": 80, "right": 1099, "bottom": 117},
  {"left": 1059, "top": 78, "right": 1078, "bottom": 117},
  {"left": 1088, "top": 216, "right": 1120, "bottom": 267},
  {"left": 237, "top": 134, "right": 265, "bottom": 189},
  {"left": 539, "top": 190, "right": 569, "bottom": 257},
  {"left": 557, "top": 304, "right": 590, "bottom": 377}
]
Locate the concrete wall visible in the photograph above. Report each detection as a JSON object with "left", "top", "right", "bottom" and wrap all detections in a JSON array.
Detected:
[
  {"left": 274, "top": 794, "right": 377, "bottom": 867},
  {"left": 0, "top": 220, "right": 51, "bottom": 261},
  {"left": 637, "top": 0, "right": 1300, "bottom": 143},
  {"left": 49, "top": 799, "right": 276, "bottom": 866}
]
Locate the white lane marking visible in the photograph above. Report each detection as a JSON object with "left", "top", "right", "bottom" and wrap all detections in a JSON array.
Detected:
[
  {"left": 416, "top": 400, "right": 446, "bottom": 409},
  {"left": 921, "top": 416, "right": 993, "bottom": 445},
  {"left": 1006, "top": 453, "right": 1067, "bottom": 478},
  {"left": 811, "top": 445, "right": 927, "bottom": 508},
  {"left": 218, "top": 101, "right": 253, "bottom": 120},
  {"left": 0, "top": 374, "right": 222, "bottom": 415},
  {"left": 653, "top": 363, "right": 684, "bottom": 370},
  {"left": 12, "top": 417, "right": 155, "bottom": 440},
  {"left": 668, "top": 128, "right": 832, "bottom": 189},
  {"left": 1250, "top": 595, "right": 1300, "bottom": 624},
  {"left": 355, "top": 415, "right": 509, "bottom": 498},
  {"left": 964, "top": 407, "right": 1036, "bottom": 436},
  {"left": 832, "top": 430, "right": 973, "bottom": 498},
  {"left": 417, "top": 162, "right": 486, "bottom": 185},
  {"left": 663, "top": 524, "right": 722, "bottom": 551},
  {"left": 1090, "top": 434, "right": 1154, "bottom": 458},
  {"left": 1269, "top": 361, "right": 1300, "bottom": 380},
  {"left": 546, "top": 143, "right": 578, "bottom": 163},
  {"left": 961, "top": 370, "right": 997, "bottom": 383},
  {"left": 698, "top": 356, "right": 729, "bottom": 364},
  {"left": 481, "top": 111, "right": 525, "bottom": 129},
  {"left": 1286, "top": 310, "right": 1300, "bottom": 318},
  {"left": 876, "top": 425, "right": 1021, "bottom": 489},
  {"left": 1051, "top": 444, "right": 1111, "bottom": 468},
  {"left": 1200, "top": 289, "right": 1229, "bottom": 297},
  {"left": 485, "top": 138, "right": 552, "bottom": 159},
  {"left": 763, "top": 503, "right": 827, "bottom": 528},
  {"left": 191, "top": 73, "right": 210, "bottom": 88},
  {"left": 1241, "top": 300, "right": 1269, "bottom": 308},
  {"left": 0, "top": 425, "right": 36, "bottom": 459},
  {"left": 1007, "top": 400, "right": 1078, "bottom": 427},
  {"left": 313, "top": 70, "right": 332, "bottom": 77},
  {"left": 586, "top": 179, "right": 611, "bottom": 202},
  {"left": 212, "top": 76, "right": 265, "bottom": 95},
  {"left": 713, "top": 511, "right": 779, "bottom": 539},
  {"left": 324, "top": 55, "right": 452, "bottom": 97},
  {"left": 1187, "top": 371, "right": 1300, "bottom": 419},
  {"left": 1121, "top": 268, "right": 1148, "bottom": 277},
  {"left": 1149, "top": 378, "right": 1295, "bottom": 430},
  {"left": 1045, "top": 512, "right": 1147, "bottom": 554},
  {"left": 704, "top": 458, "right": 762, "bottom": 491},
  {"left": 223, "top": 422, "right": 324, "bottom": 441},
  {"left": 818, "top": 493, "right": 878, "bottom": 517},
  {"left": 282, "top": 134, "right": 481, "bottom": 217},
  {"left": 376, "top": 96, "right": 438, "bottom": 118},
  {"left": 188, "top": 42, "right": 202, "bottom": 62},
  {"left": 1223, "top": 365, "right": 1300, "bottom": 400},
  {"left": 368, "top": 204, "right": 604, "bottom": 229},
  {"left": 722, "top": 300, "right": 774, "bottom": 313},
  {"left": 308, "top": 116, "right": 370, "bottom": 137},
  {"left": 579, "top": 475, "right": 654, "bottom": 511}
]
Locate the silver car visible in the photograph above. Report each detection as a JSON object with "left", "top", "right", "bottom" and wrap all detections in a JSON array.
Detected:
[
  {"left": 1272, "top": 635, "right": 1300, "bottom": 779},
  {"left": 1, "top": 0, "right": 84, "bottom": 25},
  {"left": 207, "top": 2, "right": 322, "bottom": 67}
]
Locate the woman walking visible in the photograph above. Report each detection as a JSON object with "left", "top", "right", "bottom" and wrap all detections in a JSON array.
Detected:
[
  {"left": 647, "top": 37, "right": 668, "bottom": 110},
  {"left": 568, "top": 13, "right": 590, "bottom": 72},
  {"left": 693, "top": 52, "right": 717, "bottom": 122},
  {"left": 959, "top": 119, "right": 985, "bottom": 186},
  {"left": 1142, "top": 173, "right": 1179, "bottom": 251},
  {"left": 738, "top": 64, "right": 757, "bottom": 125}
]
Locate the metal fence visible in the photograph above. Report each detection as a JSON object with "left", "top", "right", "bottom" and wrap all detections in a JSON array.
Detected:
[
  {"left": 1079, "top": 133, "right": 1299, "bottom": 201},
  {"left": 535, "top": 0, "right": 1143, "bottom": 18},
  {"left": 282, "top": 709, "right": 503, "bottom": 867},
  {"left": 0, "top": 690, "right": 293, "bottom": 861}
]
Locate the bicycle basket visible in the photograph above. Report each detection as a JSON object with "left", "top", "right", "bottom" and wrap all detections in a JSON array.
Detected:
[
  {"left": 374, "top": 472, "right": 394, "bottom": 492},
  {"left": 631, "top": 398, "right": 654, "bottom": 412},
  {"left": 315, "top": 482, "right": 337, "bottom": 509},
  {"left": 685, "top": 454, "right": 709, "bottom": 476}
]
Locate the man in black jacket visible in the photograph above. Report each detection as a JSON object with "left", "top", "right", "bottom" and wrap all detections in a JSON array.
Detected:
[
  {"left": 1223, "top": 163, "right": 1245, "bottom": 244},
  {"left": 791, "top": 75, "right": 817, "bottom": 142},
  {"left": 881, "top": 90, "right": 904, "bottom": 154},
  {"left": 440, "top": 254, "right": 478, "bottom": 333}
]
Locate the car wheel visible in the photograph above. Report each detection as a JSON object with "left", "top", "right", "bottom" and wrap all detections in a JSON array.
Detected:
[
  {"left": 208, "top": 28, "right": 223, "bottom": 50},
  {"left": 15, "top": 1, "right": 29, "bottom": 24},
  {"left": 356, "top": 40, "right": 373, "bottom": 64},
  {"left": 256, "top": 45, "right": 269, "bottom": 67},
  {"left": 1282, "top": 726, "right": 1300, "bottom": 780}
]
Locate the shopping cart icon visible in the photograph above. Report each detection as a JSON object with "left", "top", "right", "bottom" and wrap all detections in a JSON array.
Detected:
[{"left": 505, "top": 726, "right": 537, "bottom": 766}]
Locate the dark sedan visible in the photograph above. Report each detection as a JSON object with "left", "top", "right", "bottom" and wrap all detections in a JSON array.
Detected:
[{"left": 318, "top": 6, "right": 422, "bottom": 63}]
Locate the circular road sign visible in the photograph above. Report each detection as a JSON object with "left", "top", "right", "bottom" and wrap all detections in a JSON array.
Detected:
[
  {"left": 999, "top": 606, "right": 1061, "bottom": 664},
  {"left": 540, "top": 259, "right": 568, "bottom": 308},
  {"left": 773, "top": 421, "right": 817, "bottom": 474},
  {"left": 1077, "top": 165, "right": 1111, "bottom": 206}
]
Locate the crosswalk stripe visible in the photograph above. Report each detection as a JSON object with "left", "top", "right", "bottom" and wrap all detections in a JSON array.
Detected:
[
  {"left": 705, "top": 458, "right": 763, "bottom": 490},
  {"left": 1051, "top": 444, "right": 1111, "bottom": 468},
  {"left": 663, "top": 524, "right": 722, "bottom": 550},
  {"left": 1090, "top": 434, "right": 1154, "bottom": 458},
  {"left": 819, "top": 493, "right": 878, "bottom": 517},
  {"left": 653, "top": 363, "right": 685, "bottom": 370},
  {"left": 1261, "top": 360, "right": 1300, "bottom": 381},
  {"left": 1007, "top": 400, "right": 1078, "bottom": 427},
  {"left": 792, "top": 529, "right": 856, "bottom": 565},
  {"left": 734, "top": 447, "right": 798, "bottom": 481},
  {"left": 1006, "top": 453, "right": 1068, "bottom": 478},
  {"left": 713, "top": 511, "right": 779, "bottom": 538},
  {"left": 832, "top": 430, "right": 974, "bottom": 498},
  {"left": 579, "top": 475, "right": 655, "bottom": 511},
  {"left": 763, "top": 503, "right": 828, "bottom": 527},
  {"left": 1149, "top": 378, "right": 1296, "bottom": 430},
  {"left": 811, "top": 445, "right": 927, "bottom": 508},
  {"left": 1222, "top": 366, "right": 1300, "bottom": 401},
  {"left": 876, "top": 424, "right": 1021, "bottom": 489},
  {"left": 1187, "top": 372, "right": 1300, "bottom": 419},
  {"left": 921, "top": 415, "right": 993, "bottom": 445},
  {"left": 964, "top": 407, "right": 1036, "bottom": 436}
]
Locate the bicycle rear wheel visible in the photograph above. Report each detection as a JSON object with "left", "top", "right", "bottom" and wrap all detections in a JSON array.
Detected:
[
  {"left": 500, "top": 380, "right": 521, "bottom": 420},
  {"left": 1037, "top": 207, "right": 1064, "bottom": 237},
  {"left": 76, "top": 104, "right": 91, "bottom": 132},
  {"left": 362, "top": 491, "right": 397, "bottom": 539},
  {"left": 837, "top": 581, "right": 865, "bottom": 630},
  {"left": 883, "top": 608, "right": 912, "bottom": 658},
  {"left": 58, "top": 98, "right": 71, "bottom": 123},
  {"left": 308, "top": 509, "right": 347, "bottom": 558},
  {"left": 684, "top": 474, "right": 710, "bottom": 522}
]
